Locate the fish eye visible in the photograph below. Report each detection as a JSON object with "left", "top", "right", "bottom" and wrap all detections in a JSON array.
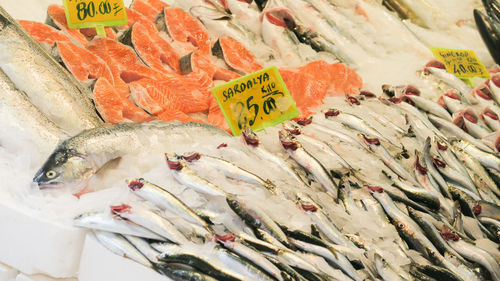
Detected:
[
  {"left": 397, "top": 222, "right": 404, "bottom": 229},
  {"left": 46, "top": 170, "right": 57, "bottom": 179}
]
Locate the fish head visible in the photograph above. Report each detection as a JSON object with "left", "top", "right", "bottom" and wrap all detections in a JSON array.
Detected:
[
  {"left": 181, "top": 152, "right": 202, "bottom": 162},
  {"left": 241, "top": 126, "right": 259, "bottom": 147},
  {"left": 323, "top": 108, "right": 340, "bottom": 118},
  {"left": 33, "top": 149, "right": 96, "bottom": 189},
  {"left": 358, "top": 133, "right": 380, "bottom": 148},
  {"left": 282, "top": 122, "right": 301, "bottom": 135},
  {"left": 279, "top": 130, "right": 299, "bottom": 151},
  {"left": 261, "top": 7, "right": 295, "bottom": 28}
]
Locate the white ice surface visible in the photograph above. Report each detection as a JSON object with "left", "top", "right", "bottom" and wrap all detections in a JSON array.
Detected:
[
  {"left": 0, "top": 262, "right": 18, "bottom": 281},
  {"left": 78, "top": 233, "right": 169, "bottom": 281}
]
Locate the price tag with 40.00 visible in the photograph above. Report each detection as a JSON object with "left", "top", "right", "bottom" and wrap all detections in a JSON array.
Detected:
[
  {"left": 211, "top": 66, "right": 299, "bottom": 136},
  {"left": 63, "top": 0, "right": 128, "bottom": 36},
  {"left": 430, "top": 47, "right": 490, "bottom": 82}
]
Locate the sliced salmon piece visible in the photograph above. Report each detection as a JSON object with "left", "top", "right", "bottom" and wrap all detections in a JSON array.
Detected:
[
  {"left": 280, "top": 61, "right": 362, "bottom": 117},
  {"left": 207, "top": 94, "right": 231, "bottom": 132},
  {"left": 93, "top": 78, "right": 127, "bottom": 123},
  {"left": 130, "top": 0, "right": 169, "bottom": 21},
  {"left": 156, "top": 110, "right": 204, "bottom": 123},
  {"left": 18, "top": 20, "right": 70, "bottom": 47},
  {"left": 93, "top": 77, "right": 151, "bottom": 123},
  {"left": 125, "top": 8, "right": 156, "bottom": 30},
  {"left": 86, "top": 37, "right": 169, "bottom": 99},
  {"left": 128, "top": 72, "right": 212, "bottom": 114},
  {"left": 156, "top": 7, "right": 211, "bottom": 55},
  {"left": 212, "top": 36, "right": 262, "bottom": 74},
  {"left": 180, "top": 51, "right": 217, "bottom": 78},
  {"left": 57, "top": 41, "right": 114, "bottom": 84},
  {"left": 180, "top": 51, "right": 240, "bottom": 81},
  {"left": 214, "top": 68, "right": 241, "bottom": 81},
  {"left": 121, "top": 22, "right": 181, "bottom": 74},
  {"left": 46, "top": 5, "right": 88, "bottom": 46}
]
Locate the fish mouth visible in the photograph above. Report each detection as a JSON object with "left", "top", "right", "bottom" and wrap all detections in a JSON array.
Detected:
[{"left": 36, "top": 181, "right": 64, "bottom": 189}]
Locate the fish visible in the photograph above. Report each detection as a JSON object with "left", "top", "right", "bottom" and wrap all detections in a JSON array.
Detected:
[
  {"left": 288, "top": 238, "right": 361, "bottom": 281},
  {"left": 226, "top": 194, "right": 290, "bottom": 247},
  {"left": 158, "top": 266, "right": 219, "bottom": 281},
  {"left": 159, "top": 252, "right": 245, "bottom": 281},
  {"left": 130, "top": 0, "right": 170, "bottom": 21},
  {"left": 427, "top": 115, "right": 493, "bottom": 152},
  {"left": 374, "top": 252, "right": 405, "bottom": 281},
  {"left": 156, "top": 7, "right": 211, "bottom": 55},
  {"left": 283, "top": 123, "right": 352, "bottom": 170},
  {"left": 279, "top": 130, "right": 339, "bottom": 194},
  {"left": 438, "top": 90, "right": 466, "bottom": 115},
  {"left": 128, "top": 72, "right": 212, "bottom": 115},
  {"left": 431, "top": 155, "right": 479, "bottom": 195},
  {"left": 480, "top": 107, "right": 500, "bottom": 131},
  {"left": 259, "top": 7, "right": 305, "bottom": 66},
  {"left": 443, "top": 233, "right": 500, "bottom": 281},
  {"left": 127, "top": 178, "right": 212, "bottom": 230},
  {"left": 325, "top": 109, "right": 390, "bottom": 144},
  {"left": 18, "top": 20, "right": 70, "bottom": 50},
  {"left": 120, "top": 22, "right": 181, "bottom": 74},
  {"left": 93, "top": 231, "right": 153, "bottom": 268},
  {"left": 452, "top": 139, "right": 500, "bottom": 172},
  {"left": 402, "top": 94, "right": 452, "bottom": 121},
  {"left": 0, "top": 68, "right": 64, "bottom": 157},
  {"left": 215, "top": 234, "right": 284, "bottom": 281},
  {"left": 92, "top": 77, "right": 151, "bottom": 123},
  {"left": 74, "top": 212, "right": 165, "bottom": 240},
  {"left": 123, "top": 235, "right": 161, "bottom": 264},
  {"left": 452, "top": 109, "right": 492, "bottom": 139},
  {"left": 423, "top": 60, "right": 475, "bottom": 105},
  {"left": 33, "top": 122, "right": 229, "bottom": 191},
  {"left": 359, "top": 134, "right": 417, "bottom": 185},
  {"left": 216, "top": 247, "right": 277, "bottom": 281},
  {"left": 241, "top": 127, "right": 307, "bottom": 186},
  {"left": 180, "top": 153, "right": 276, "bottom": 191},
  {"left": 165, "top": 154, "right": 228, "bottom": 197},
  {"left": 0, "top": 5, "right": 103, "bottom": 135},
  {"left": 111, "top": 203, "right": 190, "bottom": 244},
  {"left": 212, "top": 36, "right": 263, "bottom": 75}
]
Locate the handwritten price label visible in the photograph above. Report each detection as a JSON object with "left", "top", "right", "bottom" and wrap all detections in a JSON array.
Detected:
[
  {"left": 63, "top": 0, "right": 127, "bottom": 29},
  {"left": 430, "top": 47, "right": 490, "bottom": 78},
  {"left": 212, "top": 66, "right": 299, "bottom": 136}
]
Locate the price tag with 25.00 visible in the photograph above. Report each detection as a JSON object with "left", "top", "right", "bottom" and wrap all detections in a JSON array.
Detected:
[{"left": 211, "top": 66, "right": 299, "bottom": 136}]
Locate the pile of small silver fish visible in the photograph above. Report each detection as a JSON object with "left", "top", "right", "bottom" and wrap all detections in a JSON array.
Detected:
[{"left": 47, "top": 83, "right": 499, "bottom": 281}]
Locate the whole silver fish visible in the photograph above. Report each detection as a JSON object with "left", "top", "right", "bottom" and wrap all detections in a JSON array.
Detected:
[
  {"left": 452, "top": 139, "right": 500, "bottom": 172},
  {"left": 241, "top": 127, "right": 306, "bottom": 186},
  {"left": 427, "top": 114, "right": 493, "bottom": 152},
  {"left": 0, "top": 67, "right": 64, "bottom": 156},
  {"left": 445, "top": 237, "right": 500, "bottom": 281},
  {"left": 75, "top": 212, "right": 165, "bottom": 241},
  {"left": 216, "top": 236, "right": 284, "bottom": 281},
  {"left": 111, "top": 203, "right": 190, "bottom": 245},
  {"left": 279, "top": 130, "right": 338, "bottom": 194},
  {"left": 403, "top": 95, "right": 452, "bottom": 121},
  {"left": 126, "top": 178, "right": 210, "bottom": 230},
  {"left": 165, "top": 154, "right": 228, "bottom": 197},
  {"left": 33, "top": 122, "right": 228, "bottom": 192},
  {"left": 94, "top": 231, "right": 152, "bottom": 268},
  {"left": 181, "top": 153, "right": 276, "bottom": 191},
  {"left": 123, "top": 235, "right": 161, "bottom": 264},
  {"left": 288, "top": 238, "right": 360, "bottom": 281},
  {"left": 325, "top": 109, "right": 389, "bottom": 143},
  {"left": 0, "top": 5, "right": 102, "bottom": 135}
]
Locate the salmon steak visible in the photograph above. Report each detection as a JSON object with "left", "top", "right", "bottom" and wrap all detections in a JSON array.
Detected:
[
  {"left": 120, "top": 22, "right": 181, "bottom": 74},
  {"left": 212, "top": 36, "right": 263, "bottom": 75},
  {"left": 156, "top": 7, "right": 211, "bottom": 55},
  {"left": 18, "top": 20, "right": 70, "bottom": 47}
]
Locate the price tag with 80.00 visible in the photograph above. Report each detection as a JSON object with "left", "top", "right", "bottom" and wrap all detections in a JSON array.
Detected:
[
  {"left": 211, "top": 66, "right": 299, "bottom": 136},
  {"left": 63, "top": 0, "right": 128, "bottom": 35}
]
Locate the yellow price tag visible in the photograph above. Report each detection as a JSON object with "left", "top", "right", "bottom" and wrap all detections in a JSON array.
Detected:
[
  {"left": 211, "top": 66, "right": 299, "bottom": 136},
  {"left": 63, "top": 0, "right": 128, "bottom": 30},
  {"left": 430, "top": 47, "right": 490, "bottom": 79}
]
